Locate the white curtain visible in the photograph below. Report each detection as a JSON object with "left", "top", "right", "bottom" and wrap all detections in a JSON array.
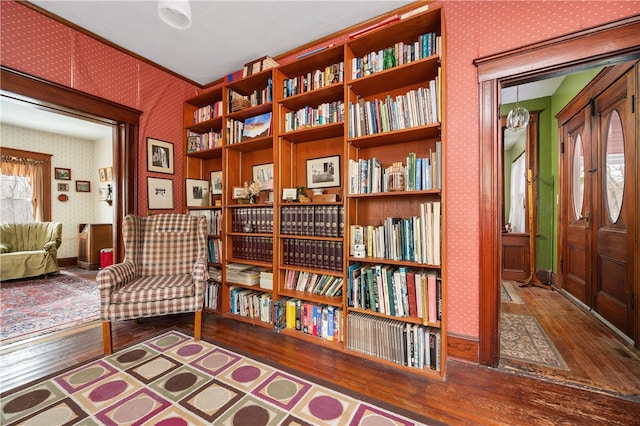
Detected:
[
  {"left": 508, "top": 155, "right": 526, "bottom": 233},
  {"left": 0, "top": 156, "right": 44, "bottom": 222}
]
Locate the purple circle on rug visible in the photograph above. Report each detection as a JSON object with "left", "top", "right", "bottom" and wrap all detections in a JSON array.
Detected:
[
  {"left": 308, "top": 395, "right": 343, "bottom": 420},
  {"left": 233, "top": 405, "right": 270, "bottom": 425},
  {"left": 231, "top": 365, "right": 260, "bottom": 383},
  {"left": 89, "top": 379, "right": 127, "bottom": 402},
  {"left": 155, "top": 418, "right": 188, "bottom": 426},
  {"left": 3, "top": 389, "right": 50, "bottom": 413},
  {"left": 177, "top": 344, "right": 203, "bottom": 357}
]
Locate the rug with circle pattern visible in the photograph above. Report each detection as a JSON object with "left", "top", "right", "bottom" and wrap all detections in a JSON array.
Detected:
[{"left": 1, "top": 330, "right": 434, "bottom": 425}]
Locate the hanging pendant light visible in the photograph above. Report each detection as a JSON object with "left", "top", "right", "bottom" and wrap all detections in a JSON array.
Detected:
[
  {"left": 506, "top": 85, "right": 530, "bottom": 132},
  {"left": 158, "top": 0, "right": 192, "bottom": 30}
]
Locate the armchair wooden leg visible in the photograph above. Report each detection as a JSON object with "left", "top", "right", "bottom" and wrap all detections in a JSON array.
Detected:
[
  {"left": 194, "top": 310, "right": 202, "bottom": 341},
  {"left": 102, "top": 321, "right": 113, "bottom": 355}
]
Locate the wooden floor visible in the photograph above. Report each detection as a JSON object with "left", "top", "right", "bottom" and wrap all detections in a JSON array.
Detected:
[{"left": 1, "top": 269, "right": 639, "bottom": 425}]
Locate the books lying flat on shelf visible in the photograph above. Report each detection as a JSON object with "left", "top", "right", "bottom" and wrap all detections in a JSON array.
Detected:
[{"left": 226, "top": 263, "right": 269, "bottom": 286}]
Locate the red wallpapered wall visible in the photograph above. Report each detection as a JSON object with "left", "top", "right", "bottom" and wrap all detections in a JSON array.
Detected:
[{"left": 2, "top": 0, "right": 638, "bottom": 337}]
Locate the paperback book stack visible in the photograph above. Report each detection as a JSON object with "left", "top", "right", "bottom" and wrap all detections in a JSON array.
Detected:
[{"left": 226, "top": 263, "right": 267, "bottom": 286}]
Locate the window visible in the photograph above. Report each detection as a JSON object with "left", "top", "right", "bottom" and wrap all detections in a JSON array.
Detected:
[{"left": 0, "top": 148, "right": 51, "bottom": 222}]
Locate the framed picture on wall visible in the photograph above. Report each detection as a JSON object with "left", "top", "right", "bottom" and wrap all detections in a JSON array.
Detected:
[
  {"left": 306, "top": 155, "right": 340, "bottom": 189},
  {"left": 106, "top": 167, "right": 113, "bottom": 181},
  {"left": 55, "top": 167, "right": 71, "bottom": 180},
  {"left": 98, "top": 168, "right": 107, "bottom": 182},
  {"left": 76, "top": 180, "right": 91, "bottom": 192},
  {"left": 57, "top": 183, "right": 69, "bottom": 192},
  {"left": 146, "top": 137, "right": 174, "bottom": 174},
  {"left": 147, "top": 177, "right": 174, "bottom": 210}
]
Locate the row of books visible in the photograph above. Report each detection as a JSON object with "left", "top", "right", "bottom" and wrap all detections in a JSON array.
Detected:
[
  {"left": 229, "top": 286, "right": 272, "bottom": 323},
  {"left": 274, "top": 298, "right": 344, "bottom": 342},
  {"left": 280, "top": 204, "right": 344, "bottom": 237},
  {"left": 205, "top": 281, "right": 221, "bottom": 310},
  {"left": 283, "top": 101, "right": 344, "bottom": 133},
  {"left": 283, "top": 269, "right": 343, "bottom": 298},
  {"left": 242, "top": 56, "right": 279, "bottom": 78},
  {"left": 347, "top": 263, "right": 441, "bottom": 323},
  {"left": 208, "top": 238, "right": 222, "bottom": 264},
  {"left": 282, "top": 239, "right": 343, "bottom": 272},
  {"left": 189, "top": 209, "right": 222, "bottom": 235},
  {"left": 186, "top": 130, "right": 223, "bottom": 152},
  {"left": 193, "top": 100, "right": 223, "bottom": 124},
  {"left": 351, "top": 32, "right": 441, "bottom": 79},
  {"left": 228, "top": 79, "right": 273, "bottom": 109},
  {"left": 282, "top": 62, "right": 344, "bottom": 98},
  {"left": 347, "top": 80, "right": 439, "bottom": 139},
  {"left": 346, "top": 313, "right": 441, "bottom": 371},
  {"left": 231, "top": 207, "right": 274, "bottom": 233},
  {"left": 350, "top": 201, "right": 441, "bottom": 265},
  {"left": 406, "top": 148, "right": 442, "bottom": 191},
  {"left": 231, "top": 236, "right": 273, "bottom": 262}
]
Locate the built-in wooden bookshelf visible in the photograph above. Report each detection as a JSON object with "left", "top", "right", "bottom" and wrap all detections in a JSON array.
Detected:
[{"left": 183, "top": 3, "right": 446, "bottom": 378}]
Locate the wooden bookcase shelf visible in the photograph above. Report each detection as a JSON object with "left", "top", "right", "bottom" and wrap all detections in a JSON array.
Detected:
[{"left": 183, "top": 3, "right": 446, "bottom": 379}]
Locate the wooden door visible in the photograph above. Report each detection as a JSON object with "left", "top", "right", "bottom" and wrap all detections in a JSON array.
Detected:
[
  {"left": 592, "top": 70, "right": 636, "bottom": 338},
  {"left": 561, "top": 107, "right": 592, "bottom": 305}
]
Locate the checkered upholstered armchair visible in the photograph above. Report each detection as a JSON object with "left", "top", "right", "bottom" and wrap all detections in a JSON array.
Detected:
[{"left": 98, "top": 214, "right": 208, "bottom": 354}]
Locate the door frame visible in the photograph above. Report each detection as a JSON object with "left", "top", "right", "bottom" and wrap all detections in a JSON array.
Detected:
[
  {"left": 1, "top": 66, "right": 141, "bottom": 261},
  {"left": 474, "top": 15, "right": 640, "bottom": 366}
]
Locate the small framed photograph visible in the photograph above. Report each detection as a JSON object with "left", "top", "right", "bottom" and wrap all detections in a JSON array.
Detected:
[
  {"left": 282, "top": 188, "right": 297, "bottom": 201},
  {"left": 97, "top": 187, "right": 108, "bottom": 201},
  {"left": 252, "top": 163, "right": 273, "bottom": 190},
  {"left": 210, "top": 171, "right": 223, "bottom": 195},
  {"left": 232, "top": 186, "right": 245, "bottom": 199},
  {"left": 57, "top": 183, "right": 69, "bottom": 192},
  {"left": 106, "top": 166, "right": 113, "bottom": 181},
  {"left": 98, "top": 168, "right": 107, "bottom": 182},
  {"left": 76, "top": 180, "right": 91, "bottom": 192},
  {"left": 147, "top": 177, "right": 174, "bottom": 210},
  {"left": 306, "top": 155, "right": 340, "bottom": 189},
  {"left": 186, "top": 178, "right": 210, "bottom": 207},
  {"left": 55, "top": 167, "right": 71, "bottom": 180},
  {"left": 146, "top": 137, "right": 174, "bottom": 174}
]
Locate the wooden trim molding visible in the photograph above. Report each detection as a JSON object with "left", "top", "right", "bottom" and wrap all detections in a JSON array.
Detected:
[
  {"left": 447, "top": 333, "right": 479, "bottom": 364},
  {"left": 474, "top": 16, "right": 640, "bottom": 366},
  {"left": 1, "top": 66, "right": 141, "bottom": 262}
]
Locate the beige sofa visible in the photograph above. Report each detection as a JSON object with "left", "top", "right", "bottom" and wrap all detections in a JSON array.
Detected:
[{"left": 0, "top": 222, "right": 62, "bottom": 281}]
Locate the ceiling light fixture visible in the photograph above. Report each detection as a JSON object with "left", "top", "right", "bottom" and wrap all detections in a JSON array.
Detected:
[
  {"left": 506, "top": 85, "right": 530, "bottom": 132},
  {"left": 158, "top": 0, "right": 192, "bottom": 30}
]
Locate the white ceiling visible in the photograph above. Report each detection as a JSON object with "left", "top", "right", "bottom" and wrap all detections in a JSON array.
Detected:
[{"left": 29, "top": 0, "right": 414, "bottom": 86}]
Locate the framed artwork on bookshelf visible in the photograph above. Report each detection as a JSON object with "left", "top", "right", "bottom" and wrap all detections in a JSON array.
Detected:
[
  {"left": 186, "top": 178, "right": 210, "bottom": 207},
  {"left": 231, "top": 187, "right": 245, "bottom": 199},
  {"left": 147, "top": 177, "right": 174, "bottom": 210},
  {"left": 241, "top": 112, "right": 272, "bottom": 141},
  {"left": 146, "top": 137, "right": 174, "bottom": 175},
  {"left": 252, "top": 163, "right": 273, "bottom": 190},
  {"left": 282, "top": 188, "right": 297, "bottom": 201},
  {"left": 55, "top": 167, "right": 71, "bottom": 180},
  {"left": 210, "top": 171, "right": 223, "bottom": 195},
  {"left": 76, "top": 180, "right": 91, "bottom": 192},
  {"left": 306, "top": 155, "right": 340, "bottom": 189}
]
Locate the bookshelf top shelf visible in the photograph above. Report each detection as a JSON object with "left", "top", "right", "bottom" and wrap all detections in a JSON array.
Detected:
[
  {"left": 188, "top": 116, "right": 223, "bottom": 134},
  {"left": 278, "top": 44, "right": 344, "bottom": 77},
  {"left": 186, "top": 146, "right": 223, "bottom": 159}
]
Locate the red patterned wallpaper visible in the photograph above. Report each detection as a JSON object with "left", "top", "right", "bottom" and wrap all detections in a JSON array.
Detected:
[{"left": 2, "top": 0, "right": 638, "bottom": 337}]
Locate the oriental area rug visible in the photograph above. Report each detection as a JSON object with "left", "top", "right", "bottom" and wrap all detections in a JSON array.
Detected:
[
  {"left": 1, "top": 331, "right": 433, "bottom": 426},
  {"left": 500, "top": 313, "right": 569, "bottom": 371},
  {"left": 0, "top": 271, "right": 100, "bottom": 345}
]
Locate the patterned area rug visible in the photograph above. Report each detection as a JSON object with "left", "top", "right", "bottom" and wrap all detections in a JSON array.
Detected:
[
  {"left": 500, "top": 313, "right": 569, "bottom": 370},
  {"left": 0, "top": 271, "right": 100, "bottom": 344},
  {"left": 501, "top": 281, "right": 524, "bottom": 304},
  {"left": 0, "top": 331, "right": 434, "bottom": 425}
]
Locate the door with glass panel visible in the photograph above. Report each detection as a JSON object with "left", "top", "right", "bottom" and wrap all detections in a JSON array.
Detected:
[{"left": 591, "top": 71, "right": 635, "bottom": 338}]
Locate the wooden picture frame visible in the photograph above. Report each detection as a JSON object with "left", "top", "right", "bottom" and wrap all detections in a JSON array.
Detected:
[
  {"left": 76, "top": 180, "right": 91, "bottom": 192},
  {"left": 57, "top": 183, "right": 69, "bottom": 192},
  {"left": 146, "top": 137, "right": 174, "bottom": 174},
  {"left": 55, "top": 167, "right": 71, "bottom": 180},
  {"left": 210, "top": 171, "right": 223, "bottom": 195},
  {"left": 306, "top": 155, "right": 340, "bottom": 189},
  {"left": 282, "top": 188, "right": 297, "bottom": 201},
  {"left": 241, "top": 112, "right": 272, "bottom": 141},
  {"left": 98, "top": 168, "right": 107, "bottom": 182},
  {"left": 186, "top": 178, "right": 210, "bottom": 207},
  {"left": 106, "top": 166, "right": 113, "bottom": 181},
  {"left": 231, "top": 186, "right": 245, "bottom": 199},
  {"left": 147, "top": 177, "right": 174, "bottom": 210},
  {"left": 252, "top": 163, "right": 274, "bottom": 190}
]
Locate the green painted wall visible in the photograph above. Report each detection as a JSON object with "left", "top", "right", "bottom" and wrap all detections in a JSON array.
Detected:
[{"left": 501, "top": 67, "right": 603, "bottom": 275}]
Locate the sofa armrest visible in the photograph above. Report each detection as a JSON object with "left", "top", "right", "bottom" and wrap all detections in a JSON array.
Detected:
[
  {"left": 43, "top": 241, "right": 58, "bottom": 252},
  {"left": 0, "top": 243, "right": 11, "bottom": 253}
]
